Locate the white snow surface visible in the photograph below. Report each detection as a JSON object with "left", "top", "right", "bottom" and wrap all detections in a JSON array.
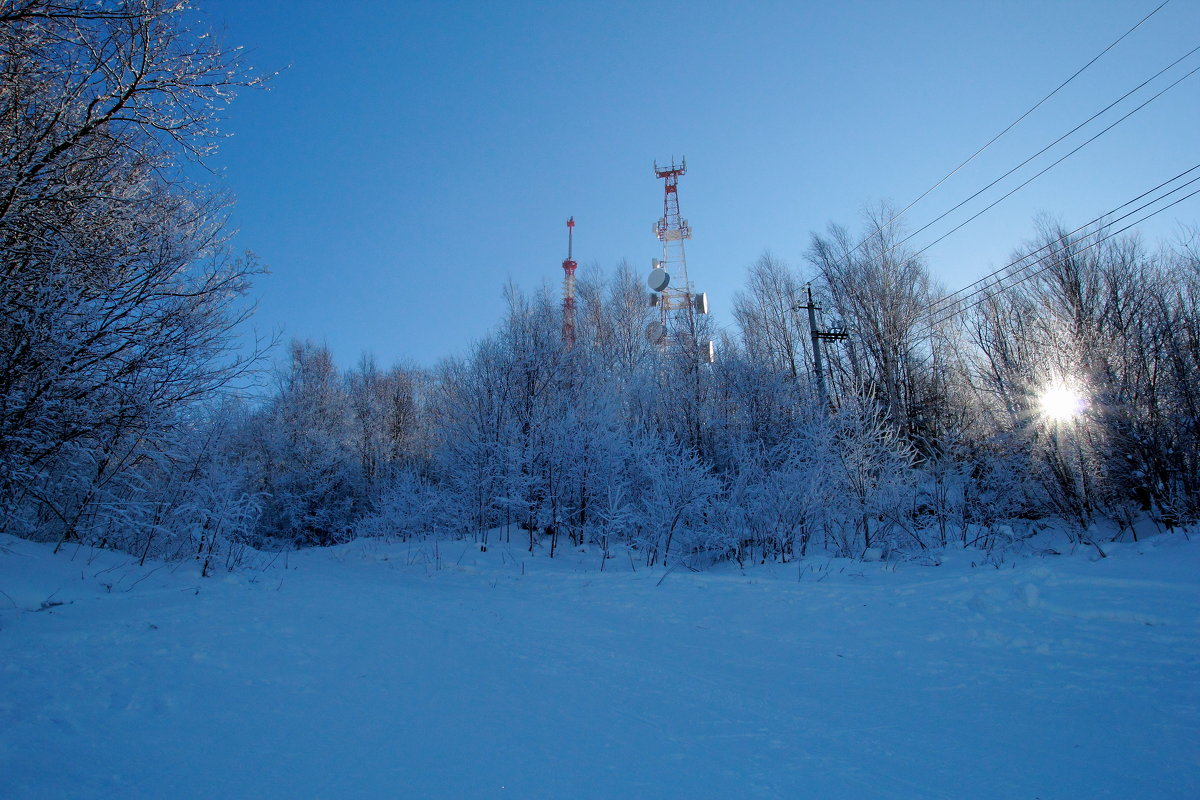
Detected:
[{"left": 2, "top": 532, "right": 1198, "bottom": 799}]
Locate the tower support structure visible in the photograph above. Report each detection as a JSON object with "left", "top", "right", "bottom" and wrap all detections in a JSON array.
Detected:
[
  {"left": 562, "top": 217, "right": 577, "bottom": 349},
  {"left": 647, "top": 158, "right": 712, "bottom": 362}
]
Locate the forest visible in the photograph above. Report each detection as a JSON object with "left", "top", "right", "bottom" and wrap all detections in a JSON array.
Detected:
[{"left": 3, "top": 0, "right": 1199, "bottom": 572}]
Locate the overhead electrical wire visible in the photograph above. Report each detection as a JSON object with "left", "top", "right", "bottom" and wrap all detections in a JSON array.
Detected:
[
  {"left": 889, "top": 43, "right": 1200, "bottom": 263},
  {"left": 721, "top": 2, "right": 1175, "bottom": 346},
  {"left": 929, "top": 186, "right": 1200, "bottom": 327},
  {"left": 711, "top": 173, "right": 1200, "bottom": 361},
  {"left": 925, "top": 162, "right": 1200, "bottom": 321},
  {"left": 885, "top": 171, "right": 1200, "bottom": 376},
  {"left": 801, "top": 0, "right": 1172, "bottom": 278},
  {"left": 926, "top": 178, "right": 1200, "bottom": 329},
  {"left": 903, "top": 59, "right": 1200, "bottom": 270},
  {"left": 713, "top": 161, "right": 1200, "bottom": 350}
]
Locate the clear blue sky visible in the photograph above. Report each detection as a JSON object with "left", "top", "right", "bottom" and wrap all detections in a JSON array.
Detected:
[{"left": 200, "top": 0, "right": 1200, "bottom": 370}]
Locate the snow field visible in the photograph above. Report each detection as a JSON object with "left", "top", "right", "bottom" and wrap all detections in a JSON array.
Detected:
[{"left": 2, "top": 532, "right": 1199, "bottom": 799}]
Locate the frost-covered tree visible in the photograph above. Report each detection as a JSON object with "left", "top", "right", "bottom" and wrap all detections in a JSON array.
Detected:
[
  {"left": 826, "top": 396, "right": 918, "bottom": 557},
  {"left": 732, "top": 253, "right": 811, "bottom": 381},
  {"left": 249, "top": 342, "right": 359, "bottom": 545},
  {"left": 633, "top": 434, "right": 720, "bottom": 567},
  {"left": 964, "top": 223, "right": 1200, "bottom": 533},
  {"left": 807, "top": 206, "right": 943, "bottom": 439},
  {"left": 433, "top": 338, "right": 518, "bottom": 543},
  {"left": 0, "top": 1, "right": 264, "bottom": 547},
  {"left": 346, "top": 355, "right": 424, "bottom": 499}
]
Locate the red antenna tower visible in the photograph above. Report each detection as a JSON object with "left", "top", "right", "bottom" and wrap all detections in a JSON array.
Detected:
[
  {"left": 647, "top": 158, "right": 712, "bottom": 362},
  {"left": 562, "top": 217, "right": 577, "bottom": 349}
]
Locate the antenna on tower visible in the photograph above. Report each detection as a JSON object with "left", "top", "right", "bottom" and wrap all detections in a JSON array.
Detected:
[
  {"left": 646, "top": 157, "right": 712, "bottom": 362},
  {"left": 562, "top": 217, "right": 577, "bottom": 350}
]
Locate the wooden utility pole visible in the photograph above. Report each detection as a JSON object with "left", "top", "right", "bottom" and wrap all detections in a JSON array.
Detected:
[
  {"left": 804, "top": 285, "right": 827, "bottom": 407},
  {"left": 793, "top": 285, "right": 849, "bottom": 409}
]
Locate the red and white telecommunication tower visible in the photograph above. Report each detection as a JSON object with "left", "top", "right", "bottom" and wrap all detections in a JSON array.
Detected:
[
  {"left": 561, "top": 216, "right": 577, "bottom": 349},
  {"left": 646, "top": 158, "right": 712, "bottom": 361}
]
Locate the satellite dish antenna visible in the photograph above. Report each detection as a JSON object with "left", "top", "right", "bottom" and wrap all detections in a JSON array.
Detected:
[
  {"left": 648, "top": 268, "right": 670, "bottom": 292},
  {"left": 645, "top": 321, "right": 666, "bottom": 344}
]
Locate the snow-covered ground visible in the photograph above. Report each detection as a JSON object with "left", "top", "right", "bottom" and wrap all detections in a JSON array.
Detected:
[{"left": 2, "top": 531, "right": 1198, "bottom": 799}]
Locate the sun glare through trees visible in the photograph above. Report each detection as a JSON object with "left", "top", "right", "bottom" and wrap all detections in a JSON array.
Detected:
[{"left": 1039, "top": 381, "right": 1087, "bottom": 422}]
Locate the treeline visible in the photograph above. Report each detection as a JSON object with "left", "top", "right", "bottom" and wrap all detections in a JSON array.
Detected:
[
  {"left": 212, "top": 218, "right": 1198, "bottom": 566},
  {"left": 0, "top": 1, "right": 265, "bottom": 569},
  {"left": 3, "top": 3, "right": 1198, "bottom": 569}
]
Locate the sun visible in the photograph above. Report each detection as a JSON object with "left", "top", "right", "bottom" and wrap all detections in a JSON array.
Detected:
[{"left": 1039, "top": 382, "right": 1086, "bottom": 421}]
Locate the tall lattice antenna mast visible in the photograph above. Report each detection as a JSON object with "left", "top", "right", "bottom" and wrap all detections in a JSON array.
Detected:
[
  {"left": 646, "top": 158, "right": 712, "bottom": 361},
  {"left": 561, "top": 217, "right": 577, "bottom": 350}
]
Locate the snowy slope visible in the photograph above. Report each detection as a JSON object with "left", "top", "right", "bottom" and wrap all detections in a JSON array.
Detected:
[{"left": 2, "top": 533, "right": 1198, "bottom": 799}]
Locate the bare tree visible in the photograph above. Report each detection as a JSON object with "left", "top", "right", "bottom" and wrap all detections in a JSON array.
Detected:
[
  {"left": 0, "top": 1, "right": 265, "bottom": 545},
  {"left": 807, "top": 205, "right": 939, "bottom": 437},
  {"left": 732, "top": 252, "right": 810, "bottom": 381}
]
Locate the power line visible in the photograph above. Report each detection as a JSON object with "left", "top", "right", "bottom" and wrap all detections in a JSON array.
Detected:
[
  {"left": 715, "top": 175, "right": 1199, "bottom": 365},
  {"left": 930, "top": 178, "right": 1200, "bottom": 328},
  {"left": 717, "top": 164, "right": 1200, "bottom": 352},
  {"left": 890, "top": 42, "right": 1200, "bottom": 264},
  {"left": 904, "top": 59, "right": 1200, "bottom": 268},
  {"left": 927, "top": 169, "right": 1200, "bottom": 326},
  {"left": 722, "top": 3, "right": 1176, "bottom": 349},
  {"left": 928, "top": 184, "right": 1200, "bottom": 329},
  {"left": 889, "top": 177, "right": 1200, "bottom": 377},
  {"left": 807, "top": 1, "right": 1171, "bottom": 275},
  {"left": 926, "top": 162, "right": 1200, "bottom": 319}
]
